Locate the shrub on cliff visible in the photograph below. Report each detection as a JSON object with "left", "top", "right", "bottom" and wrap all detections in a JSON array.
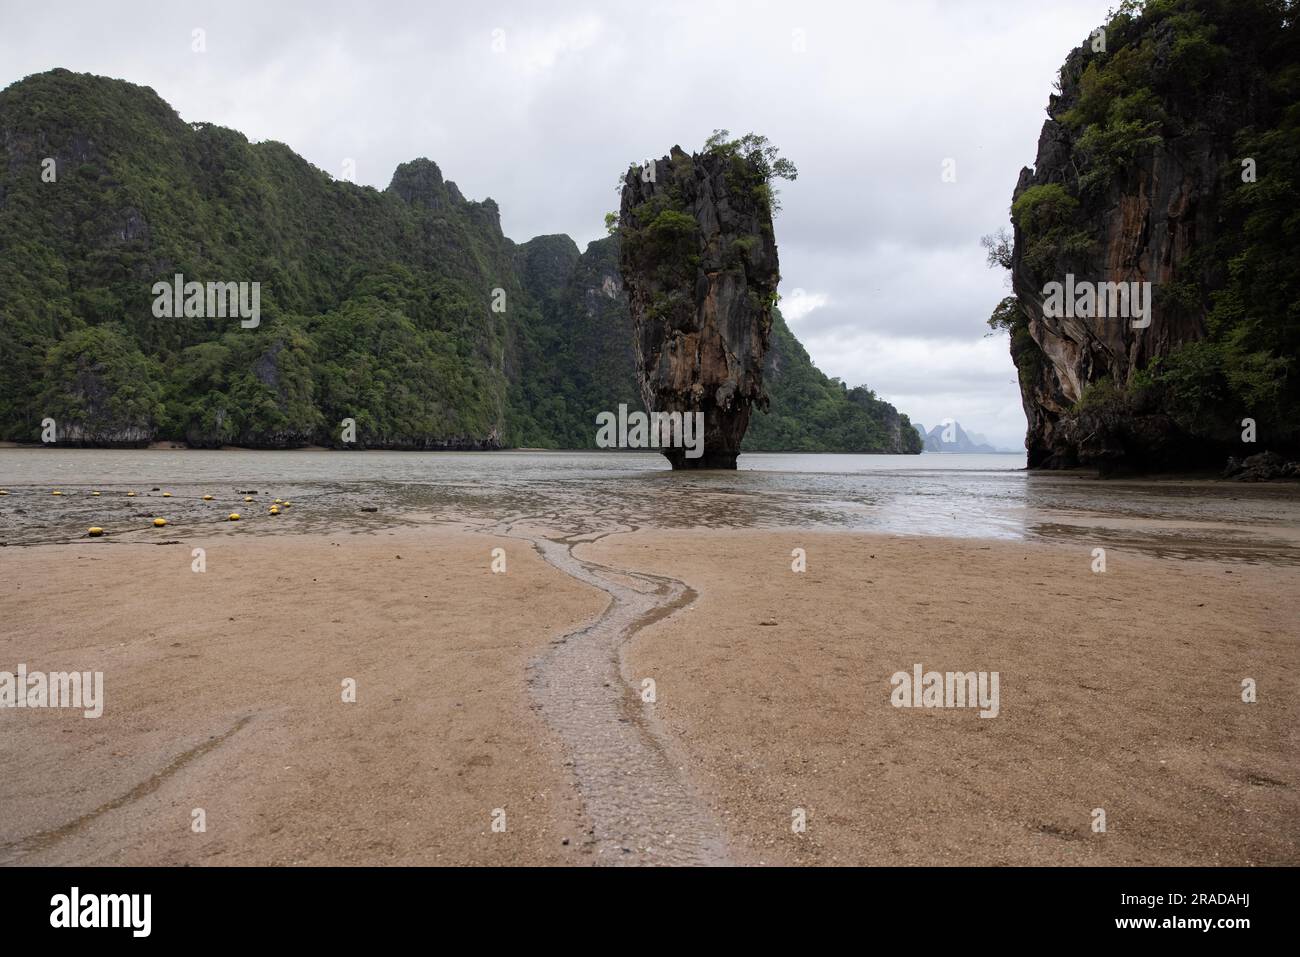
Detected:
[
  {"left": 701, "top": 130, "right": 798, "bottom": 217},
  {"left": 1009, "top": 185, "right": 1091, "bottom": 277}
]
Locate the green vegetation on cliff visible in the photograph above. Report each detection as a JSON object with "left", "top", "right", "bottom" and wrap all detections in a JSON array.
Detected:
[
  {"left": 994, "top": 0, "right": 1299, "bottom": 465},
  {"left": 744, "top": 310, "right": 922, "bottom": 454},
  {"left": 0, "top": 70, "right": 919, "bottom": 454},
  {"left": 0, "top": 70, "right": 517, "bottom": 447},
  {"left": 1063, "top": 0, "right": 1299, "bottom": 446}
]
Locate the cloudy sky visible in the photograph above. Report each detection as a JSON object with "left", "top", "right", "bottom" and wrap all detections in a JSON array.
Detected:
[{"left": 1, "top": 0, "right": 1115, "bottom": 450}]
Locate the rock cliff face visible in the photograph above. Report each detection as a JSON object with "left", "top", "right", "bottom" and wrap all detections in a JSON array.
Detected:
[
  {"left": 1006, "top": 1, "right": 1299, "bottom": 471},
  {"left": 618, "top": 146, "right": 779, "bottom": 468},
  {"left": 386, "top": 158, "right": 467, "bottom": 211},
  {"left": 1010, "top": 85, "right": 1223, "bottom": 468}
]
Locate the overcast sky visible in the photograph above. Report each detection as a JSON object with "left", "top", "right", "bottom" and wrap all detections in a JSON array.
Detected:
[{"left": 1, "top": 0, "right": 1115, "bottom": 449}]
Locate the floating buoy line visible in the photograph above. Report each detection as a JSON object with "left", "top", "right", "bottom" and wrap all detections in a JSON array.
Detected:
[{"left": 0, "top": 487, "right": 303, "bottom": 541}]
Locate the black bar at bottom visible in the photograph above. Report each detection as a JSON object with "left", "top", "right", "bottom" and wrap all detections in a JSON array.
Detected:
[{"left": 0, "top": 865, "right": 1281, "bottom": 941}]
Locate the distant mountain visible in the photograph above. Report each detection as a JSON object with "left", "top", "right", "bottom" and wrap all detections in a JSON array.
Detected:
[{"left": 921, "top": 421, "right": 998, "bottom": 453}]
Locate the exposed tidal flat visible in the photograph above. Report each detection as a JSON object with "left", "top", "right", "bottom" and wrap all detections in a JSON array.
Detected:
[
  {"left": 2, "top": 448, "right": 1299, "bottom": 562},
  {"left": 1, "top": 448, "right": 1297, "bottom": 865}
]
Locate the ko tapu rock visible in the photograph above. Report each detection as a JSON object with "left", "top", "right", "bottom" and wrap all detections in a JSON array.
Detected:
[{"left": 618, "top": 137, "right": 786, "bottom": 469}]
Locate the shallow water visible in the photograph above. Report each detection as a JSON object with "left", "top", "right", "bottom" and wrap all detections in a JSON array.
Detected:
[{"left": 2, "top": 448, "right": 1298, "bottom": 563}]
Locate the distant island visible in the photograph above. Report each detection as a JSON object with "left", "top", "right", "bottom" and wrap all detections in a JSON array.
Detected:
[{"left": 913, "top": 421, "right": 1011, "bottom": 454}]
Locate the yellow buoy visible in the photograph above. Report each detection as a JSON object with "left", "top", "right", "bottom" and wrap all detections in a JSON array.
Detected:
[
  {"left": 269, "top": 506, "right": 280, "bottom": 515},
  {"left": 88, "top": 527, "right": 104, "bottom": 537},
  {"left": 153, "top": 517, "right": 168, "bottom": 527},
  {"left": 202, "top": 494, "right": 213, "bottom": 501},
  {"left": 274, "top": 498, "right": 282, "bottom": 504},
  {"left": 282, "top": 501, "right": 292, "bottom": 507},
  {"left": 91, "top": 491, "right": 101, "bottom": 496},
  {"left": 52, "top": 490, "right": 63, "bottom": 496},
  {"left": 228, "top": 512, "right": 241, "bottom": 521},
  {"left": 126, "top": 492, "right": 136, "bottom": 497},
  {"left": 243, "top": 496, "right": 253, "bottom": 503},
  {"left": 162, "top": 492, "right": 172, "bottom": 498}
]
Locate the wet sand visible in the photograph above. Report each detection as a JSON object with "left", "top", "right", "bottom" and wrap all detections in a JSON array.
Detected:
[{"left": 4, "top": 449, "right": 1299, "bottom": 567}]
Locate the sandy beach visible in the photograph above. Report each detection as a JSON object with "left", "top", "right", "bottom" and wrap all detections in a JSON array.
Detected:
[
  {"left": 3, "top": 516, "right": 1295, "bottom": 866},
  {"left": 1, "top": 528, "right": 602, "bottom": 865},
  {"left": 601, "top": 530, "right": 1299, "bottom": 865}
]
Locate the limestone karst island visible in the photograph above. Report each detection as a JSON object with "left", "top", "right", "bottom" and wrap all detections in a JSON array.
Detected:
[{"left": 0, "top": 0, "right": 1295, "bottom": 927}]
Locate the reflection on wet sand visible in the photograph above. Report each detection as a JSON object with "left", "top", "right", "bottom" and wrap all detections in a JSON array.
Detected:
[{"left": 2, "top": 449, "right": 1297, "bottom": 564}]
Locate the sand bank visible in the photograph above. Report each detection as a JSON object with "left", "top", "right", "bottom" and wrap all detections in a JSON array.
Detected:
[
  {"left": 591, "top": 529, "right": 1299, "bottom": 865},
  {"left": 2, "top": 523, "right": 1295, "bottom": 866}
]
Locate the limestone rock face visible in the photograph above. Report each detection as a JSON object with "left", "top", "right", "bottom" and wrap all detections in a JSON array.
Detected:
[
  {"left": 1006, "top": 8, "right": 1297, "bottom": 471},
  {"left": 1010, "top": 119, "right": 1222, "bottom": 468},
  {"left": 50, "top": 359, "right": 156, "bottom": 447},
  {"left": 1224, "top": 451, "right": 1299, "bottom": 482},
  {"left": 386, "top": 158, "right": 463, "bottom": 211},
  {"left": 618, "top": 146, "right": 779, "bottom": 468}
]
